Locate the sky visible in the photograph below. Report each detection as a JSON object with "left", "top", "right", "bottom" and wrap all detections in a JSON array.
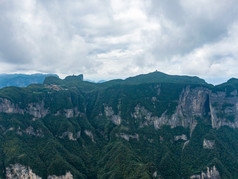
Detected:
[{"left": 0, "top": 0, "right": 238, "bottom": 84}]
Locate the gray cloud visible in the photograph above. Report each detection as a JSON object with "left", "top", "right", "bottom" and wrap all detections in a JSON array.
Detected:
[
  {"left": 148, "top": 0, "right": 238, "bottom": 57},
  {"left": 0, "top": 0, "right": 238, "bottom": 83}
]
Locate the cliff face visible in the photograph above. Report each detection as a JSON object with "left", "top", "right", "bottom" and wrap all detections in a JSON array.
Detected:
[
  {"left": 130, "top": 86, "right": 209, "bottom": 133},
  {"left": 153, "top": 86, "right": 210, "bottom": 135},
  {"left": 0, "top": 98, "right": 24, "bottom": 114},
  {"left": 130, "top": 86, "right": 238, "bottom": 133},
  {"left": 190, "top": 166, "right": 220, "bottom": 179},
  {"left": 6, "top": 164, "right": 73, "bottom": 179},
  {"left": 0, "top": 98, "right": 48, "bottom": 118},
  {"left": 209, "top": 90, "right": 238, "bottom": 129},
  {"left": 6, "top": 164, "right": 41, "bottom": 179}
]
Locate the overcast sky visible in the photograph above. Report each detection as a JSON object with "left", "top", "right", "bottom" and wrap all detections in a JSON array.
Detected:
[{"left": 1, "top": 0, "right": 238, "bottom": 84}]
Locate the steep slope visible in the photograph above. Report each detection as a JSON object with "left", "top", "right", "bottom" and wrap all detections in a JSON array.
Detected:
[{"left": 0, "top": 72, "right": 237, "bottom": 178}]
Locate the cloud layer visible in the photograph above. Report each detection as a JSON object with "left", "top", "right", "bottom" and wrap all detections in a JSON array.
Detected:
[{"left": 0, "top": 0, "right": 238, "bottom": 83}]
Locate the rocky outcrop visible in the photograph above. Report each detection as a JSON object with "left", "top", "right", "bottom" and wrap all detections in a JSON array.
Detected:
[
  {"left": 183, "top": 140, "right": 190, "bottom": 150},
  {"left": 64, "top": 108, "right": 80, "bottom": 118},
  {"left": 6, "top": 164, "right": 41, "bottom": 179},
  {"left": 0, "top": 125, "right": 44, "bottom": 137},
  {"left": 0, "top": 98, "right": 49, "bottom": 118},
  {"left": 203, "top": 139, "right": 215, "bottom": 149},
  {"left": 17, "top": 126, "right": 44, "bottom": 137},
  {"left": 6, "top": 164, "right": 73, "bottom": 179},
  {"left": 153, "top": 171, "right": 157, "bottom": 178},
  {"left": 190, "top": 166, "right": 220, "bottom": 179},
  {"left": 104, "top": 106, "right": 122, "bottom": 125},
  {"left": 48, "top": 172, "right": 73, "bottom": 179},
  {"left": 174, "top": 134, "right": 187, "bottom": 141},
  {"left": 132, "top": 105, "right": 156, "bottom": 127},
  {"left": 59, "top": 131, "right": 81, "bottom": 141},
  {"left": 209, "top": 91, "right": 238, "bottom": 129},
  {"left": 27, "top": 101, "right": 49, "bottom": 118},
  {"left": 3, "top": 127, "right": 14, "bottom": 135},
  {"left": 117, "top": 133, "right": 139, "bottom": 141},
  {"left": 84, "top": 130, "right": 95, "bottom": 143},
  {"left": 0, "top": 98, "right": 24, "bottom": 114}
]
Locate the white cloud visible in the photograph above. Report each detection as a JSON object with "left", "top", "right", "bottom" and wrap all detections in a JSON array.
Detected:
[
  {"left": 164, "top": 23, "right": 238, "bottom": 84},
  {"left": 0, "top": 0, "right": 238, "bottom": 83}
]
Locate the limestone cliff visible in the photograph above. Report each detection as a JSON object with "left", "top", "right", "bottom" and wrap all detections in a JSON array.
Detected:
[
  {"left": 132, "top": 86, "right": 210, "bottom": 136},
  {"left": 132, "top": 86, "right": 238, "bottom": 133},
  {"left": 6, "top": 164, "right": 73, "bottom": 179},
  {"left": 0, "top": 98, "right": 48, "bottom": 118},
  {"left": 0, "top": 98, "right": 24, "bottom": 114},
  {"left": 104, "top": 106, "right": 122, "bottom": 125},
  {"left": 190, "top": 166, "right": 220, "bottom": 179},
  {"left": 209, "top": 90, "right": 238, "bottom": 129},
  {"left": 6, "top": 164, "right": 41, "bottom": 179}
]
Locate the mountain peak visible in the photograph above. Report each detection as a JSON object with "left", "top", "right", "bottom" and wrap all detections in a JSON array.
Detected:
[
  {"left": 124, "top": 71, "right": 207, "bottom": 85},
  {"left": 227, "top": 78, "right": 238, "bottom": 84},
  {"left": 64, "top": 74, "right": 83, "bottom": 82}
]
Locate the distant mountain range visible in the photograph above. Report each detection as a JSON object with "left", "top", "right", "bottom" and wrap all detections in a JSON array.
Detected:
[{"left": 0, "top": 74, "right": 59, "bottom": 88}]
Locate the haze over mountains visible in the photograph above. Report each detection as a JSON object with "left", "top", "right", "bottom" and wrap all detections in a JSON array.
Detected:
[
  {"left": 0, "top": 74, "right": 58, "bottom": 89},
  {"left": 0, "top": 71, "right": 238, "bottom": 178}
]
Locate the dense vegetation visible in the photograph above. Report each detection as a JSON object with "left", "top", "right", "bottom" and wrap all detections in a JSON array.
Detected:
[{"left": 0, "top": 71, "right": 238, "bottom": 178}]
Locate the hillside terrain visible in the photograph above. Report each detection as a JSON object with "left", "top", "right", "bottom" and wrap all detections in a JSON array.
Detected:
[{"left": 0, "top": 71, "right": 238, "bottom": 178}]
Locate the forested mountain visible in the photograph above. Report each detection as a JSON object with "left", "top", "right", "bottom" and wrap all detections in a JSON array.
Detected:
[{"left": 0, "top": 71, "right": 237, "bottom": 178}]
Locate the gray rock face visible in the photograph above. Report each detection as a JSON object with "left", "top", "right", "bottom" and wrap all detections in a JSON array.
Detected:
[
  {"left": 64, "top": 108, "right": 79, "bottom": 118},
  {"left": 132, "top": 87, "right": 209, "bottom": 135},
  {"left": 209, "top": 90, "right": 238, "bottom": 129},
  {"left": 118, "top": 133, "right": 139, "bottom": 141},
  {"left": 190, "top": 166, "right": 220, "bottom": 179},
  {"left": 132, "top": 105, "right": 156, "bottom": 127},
  {"left": 6, "top": 164, "right": 41, "bottom": 179},
  {"left": 183, "top": 140, "right": 190, "bottom": 150},
  {"left": 16, "top": 126, "right": 44, "bottom": 137},
  {"left": 0, "top": 98, "right": 49, "bottom": 118},
  {"left": 27, "top": 101, "right": 49, "bottom": 118},
  {"left": 1, "top": 126, "right": 44, "bottom": 137},
  {"left": 2, "top": 127, "right": 14, "bottom": 135},
  {"left": 0, "top": 98, "right": 24, "bottom": 114},
  {"left": 6, "top": 164, "right": 73, "bottom": 179},
  {"left": 84, "top": 130, "right": 95, "bottom": 143},
  {"left": 59, "top": 131, "right": 81, "bottom": 141},
  {"left": 153, "top": 171, "right": 157, "bottom": 178},
  {"left": 203, "top": 139, "right": 215, "bottom": 149},
  {"left": 132, "top": 86, "right": 238, "bottom": 132},
  {"left": 174, "top": 134, "right": 187, "bottom": 141},
  {"left": 104, "top": 106, "right": 122, "bottom": 125},
  {"left": 154, "top": 87, "right": 209, "bottom": 135},
  {"left": 65, "top": 109, "right": 74, "bottom": 118},
  {"left": 48, "top": 172, "right": 73, "bottom": 179}
]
